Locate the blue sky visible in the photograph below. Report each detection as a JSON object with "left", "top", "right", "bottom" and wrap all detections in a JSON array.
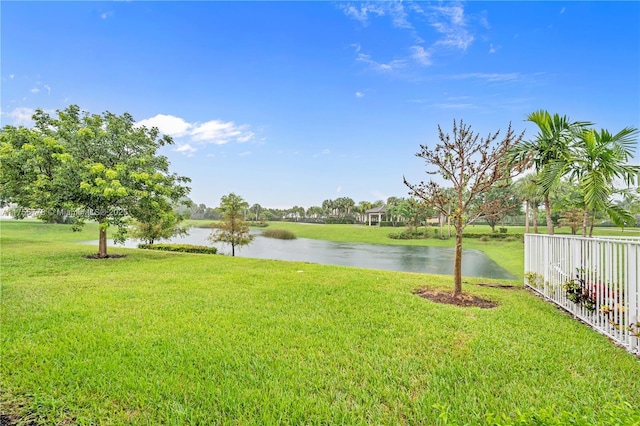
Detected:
[{"left": 2, "top": 1, "right": 639, "bottom": 208}]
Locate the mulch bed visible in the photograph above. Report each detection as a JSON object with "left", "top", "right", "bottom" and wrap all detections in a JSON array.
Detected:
[
  {"left": 475, "top": 283, "right": 519, "bottom": 289},
  {"left": 82, "top": 254, "right": 128, "bottom": 259},
  {"left": 413, "top": 288, "right": 498, "bottom": 309}
]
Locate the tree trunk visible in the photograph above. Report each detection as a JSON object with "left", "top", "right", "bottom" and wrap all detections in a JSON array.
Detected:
[
  {"left": 544, "top": 195, "right": 554, "bottom": 235},
  {"left": 453, "top": 216, "right": 463, "bottom": 298},
  {"left": 231, "top": 243, "right": 235, "bottom": 256},
  {"left": 582, "top": 206, "right": 589, "bottom": 237},
  {"left": 524, "top": 200, "right": 530, "bottom": 234},
  {"left": 98, "top": 226, "right": 108, "bottom": 258},
  {"left": 532, "top": 203, "right": 539, "bottom": 234}
]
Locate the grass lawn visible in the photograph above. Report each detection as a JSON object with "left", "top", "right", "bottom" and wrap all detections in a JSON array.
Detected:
[{"left": 1, "top": 221, "right": 639, "bottom": 425}]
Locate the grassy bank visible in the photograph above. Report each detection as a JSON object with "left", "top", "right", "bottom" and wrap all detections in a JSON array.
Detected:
[{"left": 1, "top": 220, "right": 639, "bottom": 425}]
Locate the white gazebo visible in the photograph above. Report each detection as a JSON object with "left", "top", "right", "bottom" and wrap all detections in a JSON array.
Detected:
[{"left": 365, "top": 205, "right": 387, "bottom": 226}]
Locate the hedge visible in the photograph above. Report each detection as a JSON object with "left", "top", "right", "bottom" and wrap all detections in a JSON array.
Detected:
[{"left": 138, "top": 243, "right": 218, "bottom": 254}]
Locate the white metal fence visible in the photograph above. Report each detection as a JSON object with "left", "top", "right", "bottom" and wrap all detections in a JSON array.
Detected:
[{"left": 524, "top": 234, "right": 640, "bottom": 355}]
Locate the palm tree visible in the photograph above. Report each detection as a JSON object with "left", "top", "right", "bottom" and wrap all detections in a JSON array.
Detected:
[
  {"left": 569, "top": 127, "right": 639, "bottom": 236},
  {"left": 513, "top": 173, "right": 542, "bottom": 233},
  {"left": 510, "top": 110, "right": 591, "bottom": 235}
]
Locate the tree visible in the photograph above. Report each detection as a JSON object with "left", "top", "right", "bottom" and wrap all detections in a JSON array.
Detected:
[
  {"left": 512, "top": 173, "right": 542, "bottom": 234},
  {"left": 568, "top": 127, "right": 640, "bottom": 236},
  {"left": 250, "top": 203, "right": 263, "bottom": 221},
  {"left": 509, "top": 110, "right": 591, "bottom": 235},
  {"left": 209, "top": 193, "right": 253, "bottom": 256},
  {"left": 405, "top": 120, "right": 524, "bottom": 298},
  {"left": 130, "top": 210, "right": 188, "bottom": 244},
  {"left": 0, "top": 105, "right": 191, "bottom": 258},
  {"left": 475, "top": 184, "right": 520, "bottom": 232}
]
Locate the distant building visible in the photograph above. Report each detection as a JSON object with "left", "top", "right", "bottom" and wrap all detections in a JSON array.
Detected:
[{"left": 365, "top": 205, "right": 387, "bottom": 226}]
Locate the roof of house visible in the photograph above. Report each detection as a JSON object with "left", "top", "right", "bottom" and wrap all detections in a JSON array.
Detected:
[{"left": 365, "top": 205, "right": 386, "bottom": 214}]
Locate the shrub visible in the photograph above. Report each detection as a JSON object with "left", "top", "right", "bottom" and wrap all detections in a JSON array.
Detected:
[
  {"left": 262, "top": 229, "right": 297, "bottom": 240},
  {"left": 463, "top": 233, "right": 524, "bottom": 240},
  {"left": 388, "top": 230, "right": 430, "bottom": 240},
  {"left": 479, "top": 236, "right": 491, "bottom": 242},
  {"left": 248, "top": 221, "right": 269, "bottom": 227},
  {"left": 325, "top": 216, "right": 356, "bottom": 224},
  {"left": 138, "top": 243, "right": 217, "bottom": 254}
]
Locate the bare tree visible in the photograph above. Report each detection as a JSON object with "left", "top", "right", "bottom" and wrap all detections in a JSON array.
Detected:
[{"left": 404, "top": 120, "right": 525, "bottom": 298}]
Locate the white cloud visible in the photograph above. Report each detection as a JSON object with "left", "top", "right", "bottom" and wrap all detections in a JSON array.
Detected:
[
  {"left": 44, "top": 85, "right": 51, "bottom": 95},
  {"left": 336, "top": 186, "right": 342, "bottom": 193},
  {"left": 341, "top": 2, "right": 411, "bottom": 29},
  {"left": 5, "top": 107, "right": 35, "bottom": 126},
  {"left": 355, "top": 91, "right": 365, "bottom": 98},
  {"left": 239, "top": 151, "right": 252, "bottom": 157},
  {"left": 136, "top": 114, "right": 192, "bottom": 137},
  {"left": 191, "top": 120, "right": 254, "bottom": 145},
  {"left": 357, "top": 51, "right": 406, "bottom": 72},
  {"left": 136, "top": 114, "right": 256, "bottom": 154},
  {"left": 30, "top": 87, "right": 40, "bottom": 94},
  {"left": 430, "top": 5, "right": 474, "bottom": 50},
  {"left": 9, "top": 74, "right": 14, "bottom": 79},
  {"left": 175, "top": 143, "right": 197, "bottom": 154},
  {"left": 411, "top": 45, "right": 432, "bottom": 66},
  {"left": 560, "top": 7, "right": 566, "bottom": 14},
  {"left": 340, "top": 3, "right": 385, "bottom": 25},
  {"left": 489, "top": 44, "right": 497, "bottom": 54}
]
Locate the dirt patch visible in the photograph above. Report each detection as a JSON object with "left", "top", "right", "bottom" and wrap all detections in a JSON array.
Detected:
[
  {"left": 413, "top": 288, "right": 498, "bottom": 309},
  {"left": 0, "top": 413, "right": 37, "bottom": 426},
  {"left": 82, "top": 254, "right": 128, "bottom": 259},
  {"left": 475, "top": 283, "right": 519, "bottom": 289}
]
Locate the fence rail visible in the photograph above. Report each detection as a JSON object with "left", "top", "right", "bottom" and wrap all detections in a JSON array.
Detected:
[{"left": 524, "top": 234, "right": 640, "bottom": 355}]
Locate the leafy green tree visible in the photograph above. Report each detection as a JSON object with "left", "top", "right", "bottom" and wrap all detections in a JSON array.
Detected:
[
  {"left": 405, "top": 119, "right": 525, "bottom": 298},
  {"left": 306, "top": 206, "right": 324, "bottom": 219},
  {"left": 0, "top": 105, "right": 190, "bottom": 258},
  {"left": 250, "top": 203, "right": 263, "bottom": 221},
  {"left": 559, "top": 207, "right": 584, "bottom": 235},
  {"left": 130, "top": 210, "right": 188, "bottom": 244},
  {"left": 510, "top": 110, "right": 591, "bottom": 235},
  {"left": 209, "top": 193, "right": 253, "bottom": 256},
  {"left": 569, "top": 127, "right": 639, "bottom": 236}
]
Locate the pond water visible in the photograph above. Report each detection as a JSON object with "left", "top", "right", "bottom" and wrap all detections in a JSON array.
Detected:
[{"left": 94, "top": 227, "right": 515, "bottom": 280}]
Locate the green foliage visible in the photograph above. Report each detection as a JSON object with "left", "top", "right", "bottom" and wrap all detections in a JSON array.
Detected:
[
  {"left": 0, "top": 105, "right": 190, "bottom": 257},
  {"left": 247, "top": 221, "right": 269, "bottom": 227},
  {"left": 388, "top": 229, "right": 430, "bottom": 239},
  {"left": 324, "top": 215, "right": 356, "bottom": 224},
  {"left": 261, "top": 229, "right": 297, "bottom": 240},
  {"left": 137, "top": 243, "right": 217, "bottom": 254},
  {"left": 130, "top": 211, "right": 188, "bottom": 244},
  {"left": 463, "top": 233, "right": 524, "bottom": 240},
  {"left": 209, "top": 193, "right": 253, "bottom": 256}
]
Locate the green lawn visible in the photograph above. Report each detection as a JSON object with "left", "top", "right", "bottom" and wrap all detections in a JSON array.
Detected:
[{"left": 1, "top": 221, "right": 639, "bottom": 425}]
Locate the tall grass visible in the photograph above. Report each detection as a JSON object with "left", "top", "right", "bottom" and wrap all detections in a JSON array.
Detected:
[
  {"left": 1, "top": 221, "right": 639, "bottom": 425},
  {"left": 261, "top": 229, "right": 297, "bottom": 240}
]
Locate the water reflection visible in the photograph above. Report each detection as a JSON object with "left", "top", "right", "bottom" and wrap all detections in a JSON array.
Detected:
[{"left": 103, "top": 227, "right": 515, "bottom": 280}]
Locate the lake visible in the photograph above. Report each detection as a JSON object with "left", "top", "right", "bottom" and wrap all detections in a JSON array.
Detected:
[{"left": 96, "top": 227, "right": 516, "bottom": 280}]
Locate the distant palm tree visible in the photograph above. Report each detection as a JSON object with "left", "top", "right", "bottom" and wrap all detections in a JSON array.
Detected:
[
  {"left": 513, "top": 173, "right": 542, "bottom": 233},
  {"left": 569, "top": 127, "right": 639, "bottom": 236},
  {"left": 510, "top": 110, "right": 591, "bottom": 235}
]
